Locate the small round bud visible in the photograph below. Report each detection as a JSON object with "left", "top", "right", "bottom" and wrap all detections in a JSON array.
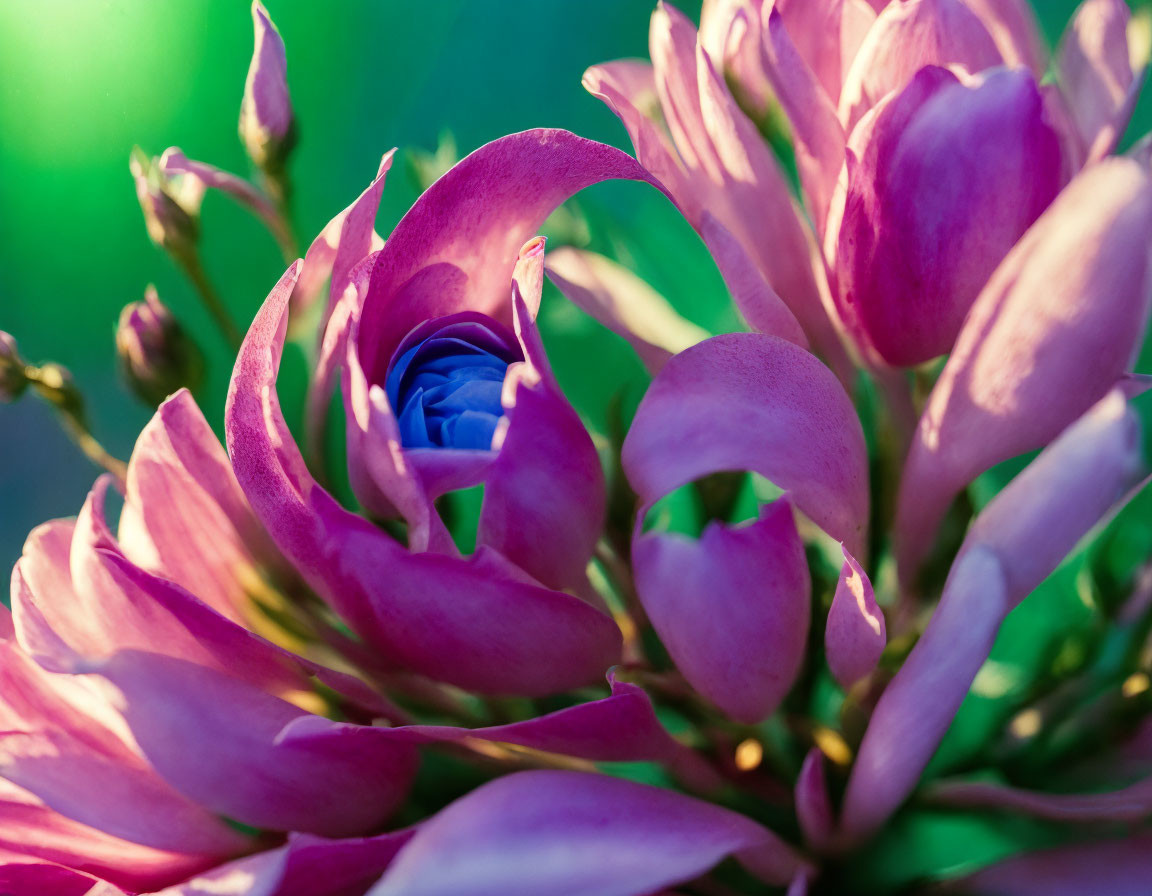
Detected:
[
  {"left": 116, "top": 286, "right": 206, "bottom": 406},
  {"left": 239, "top": 2, "right": 296, "bottom": 172},
  {"left": 0, "top": 331, "right": 28, "bottom": 402},
  {"left": 130, "top": 148, "right": 200, "bottom": 259}
]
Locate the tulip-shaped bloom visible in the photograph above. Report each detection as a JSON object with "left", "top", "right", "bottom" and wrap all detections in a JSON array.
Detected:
[
  {"left": 589, "top": 0, "right": 1148, "bottom": 369},
  {"left": 896, "top": 156, "right": 1152, "bottom": 583},
  {"left": 227, "top": 129, "right": 707, "bottom": 696}
]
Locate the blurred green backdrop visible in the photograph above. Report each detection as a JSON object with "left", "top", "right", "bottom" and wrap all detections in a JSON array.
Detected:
[{"left": 0, "top": 0, "right": 1149, "bottom": 573}]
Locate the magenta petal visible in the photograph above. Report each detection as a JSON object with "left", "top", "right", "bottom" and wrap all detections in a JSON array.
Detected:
[
  {"left": 0, "top": 778, "right": 213, "bottom": 893},
  {"left": 895, "top": 157, "right": 1152, "bottom": 581},
  {"left": 477, "top": 372, "right": 603, "bottom": 593},
  {"left": 758, "top": 4, "right": 848, "bottom": 237},
  {"left": 367, "top": 770, "right": 809, "bottom": 894},
  {"left": 834, "top": 66, "right": 1064, "bottom": 366},
  {"left": 795, "top": 748, "right": 835, "bottom": 851},
  {"left": 824, "top": 546, "right": 885, "bottom": 691},
  {"left": 1059, "top": 0, "right": 1143, "bottom": 159},
  {"left": 953, "top": 835, "right": 1152, "bottom": 896},
  {"left": 623, "top": 333, "right": 868, "bottom": 557},
  {"left": 632, "top": 501, "right": 810, "bottom": 724},
  {"left": 928, "top": 775, "right": 1152, "bottom": 823},
  {"left": 0, "top": 863, "right": 124, "bottom": 896},
  {"left": 843, "top": 391, "right": 1146, "bottom": 841},
  {"left": 239, "top": 1, "right": 293, "bottom": 167},
  {"left": 356, "top": 129, "right": 662, "bottom": 381},
  {"left": 838, "top": 0, "right": 1002, "bottom": 131},
  {"left": 0, "top": 637, "right": 251, "bottom": 863},
  {"left": 227, "top": 264, "right": 622, "bottom": 695},
  {"left": 118, "top": 390, "right": 284, "bottom": 624},
  {"left": 155, "top": 830, "right": 416, "bottom": 896},
  {"left": 93, "top": 650, "right": 416, "bottom": 837},
  {"left": 395, "top": 673, "right": 694, "bottom": 767}
]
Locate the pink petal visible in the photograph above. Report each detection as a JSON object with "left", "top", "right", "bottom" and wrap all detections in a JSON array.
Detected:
[
  {"left": 953, "top": 835, "right": 1152, "bottom": 895},
  {"left": 838, "top": 0, "right": 1002, "bottom": 131},
  {"left": 152, "top": 830, "right": 415, "bottom": 896},
  {"left": 368, "top": 771, "right": 809, "bottom": 894},
  {"left": 239, "top": 1, "right": 293, "bottom": 164},
  {"left": 92, "top": 649, "right": 417, "bottom": 838},
  {"left": 843, "top": 390, "right": 1146, "bottom": 841},
  {"left": 962, "top": 0, "right": 1048, "bottom": 74},
  {"left": 795, "top": 748, "right": 835, "bottom": 850},
  {"left": 118, "top": 390, "right": 284, "bottom": 624},
  {"left": 757, "top": 4, "right": 848, "bottom": 237},
  {"left": 632, "top": 500, "right": 810, "bottom": 723},
  {"left": 825, "top": 546, "right": 885, "bottom": 690},
  {"left": 355, "top": 130, "right": 660, "bottom": 384},
  {"left": 896, "top": 157, "right": 1152, "bottom": 582},
  {"left": 1059, "top": 0, "right": 1143, "bottom": 159},
  {"left": 622, "top": 333, "right": 869, "bottom": 557},
  {"left": 928, "top": 774, "right": 1152, "bottom": 823}
]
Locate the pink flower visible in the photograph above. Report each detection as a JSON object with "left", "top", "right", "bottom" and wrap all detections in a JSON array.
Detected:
[{"left": 587, "top": 0, "right": 1147, "bottom": 369}]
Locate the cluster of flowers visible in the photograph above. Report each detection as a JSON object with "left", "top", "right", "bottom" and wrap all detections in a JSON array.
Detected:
[{"left": 2, "top": 0, "right": 1152, "bottom": 893}]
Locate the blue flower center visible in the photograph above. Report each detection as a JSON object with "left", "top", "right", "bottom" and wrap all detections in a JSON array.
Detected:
[{"left": 384, "top": 312, "right": 523, "bottom": 450}]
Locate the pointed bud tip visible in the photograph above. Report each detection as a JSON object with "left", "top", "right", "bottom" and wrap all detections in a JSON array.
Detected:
[
  {"left": 240, "top": 0, "right": 295, "bottom": 170},
  {"left": 116, "top": 288, "right": 204, "bottom": 407}
]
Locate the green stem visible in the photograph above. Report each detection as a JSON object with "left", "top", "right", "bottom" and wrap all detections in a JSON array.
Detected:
[{"left": 178, "top": 252, "right": 242, "bottom": 352}]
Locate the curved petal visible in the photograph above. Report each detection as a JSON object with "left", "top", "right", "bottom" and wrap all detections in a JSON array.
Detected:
[
  {"left": 152, "top": 830, "right": 415, "bottom": 896},
  {"left": 622, "top": 333, "right": 868, "bottom": 557},
  {"left": 159, "top": 148, "right": 285, "bottom": 245},
  {"left": 1059, "top": 0, "right": 1144, "bottom": 159},
  {"left": 355, "top": 129, "right": 662, "bottom": 382},
  {"left": 795, "top": 748, "right": 834, "bottom": 852},
  {"left": 367, "top": 771, "right": 809, "bottom": 894},
  {"left": 632, "top": 500, "right": 810, "bottom": 724},
  {"left": 544, "top": 247, "right": 710, "bottom": 374},
  {"left": 0, "top": 863, "right": 125, "bottom": 896},
  {"left": 825, "top": 545, "right": 884, "bottom": 690},
  {"left": 928, "top": 775, "right": 1152, "bottom": 823},
  {"left": 292, "top": 152, "right": 393, "bottom": 321},
  {"left": 118, "top": 390, "right": 285, "bottom": 624},
  {"left": 582, "top": 54, "right": 829, "bottom": 362},
  {"left": 92, "top": 650, "right": 417, "bottom": 838},
  {"left": 838, "top": 0, "right": 1002, "bottom": 131},
  {"left": 962, "top": 0, "right": 1047, "bottom": 74},
  {"left": 227, "top": 263, "right": 623, "bottom": 695},
  {"left": 0, "top": 777, "right": 216, "bottom": 893},
  {"left": 757, "top": 4, "right": 847, "bottom": 237},
  {"left": 895, "top": 157, "right": 1152, "bottom": 581},
  {"left": 952, "top": 835, "right": 1152, "bottom": 896},
  {"left": 843, "top": 391, "right": 1146, "bottom": 842},
  {"left": 833, "top": 66, "right": 1064, "bottom": 366}
]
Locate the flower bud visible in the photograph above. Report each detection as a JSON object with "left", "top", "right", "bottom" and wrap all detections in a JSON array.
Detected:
[
  {"left": 130, "top": 148, "right": 200, "bottom": 259},
  {"left": 0, "top": 331, "right": 28, "bottom": 402},
  {"left": 116, "top": 286, "right": 205, "bottom": 406},
  {"left": 239, "top": 2, "right": 296, "bottom": 172}
]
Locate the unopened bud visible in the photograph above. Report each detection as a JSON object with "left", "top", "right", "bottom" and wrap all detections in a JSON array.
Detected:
[
  {"left": 239, "top": 2, "right": 296, "bottom": 172},
  {"left": 0, "top": 331, "right": 28, "bottom": 402},
  {"left": 116, "top": 286, "right": 205, "bottom": 406},
  {"left": 130, "top": 147, "right": 200, "bottom": 259}
]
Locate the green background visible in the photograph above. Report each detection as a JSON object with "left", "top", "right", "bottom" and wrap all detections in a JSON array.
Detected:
[{"left": 0, "top": 0, "right": 1147, "bottom": 572}]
